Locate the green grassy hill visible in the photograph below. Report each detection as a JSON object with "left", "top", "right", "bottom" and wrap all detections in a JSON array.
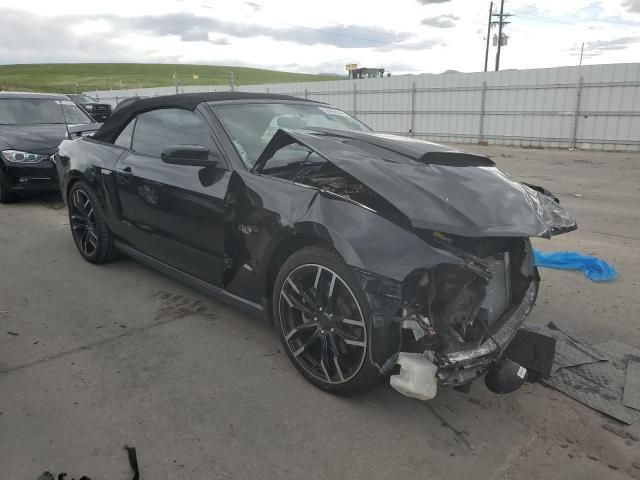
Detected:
[{"left": 0, "top": 63, "right": 343, "bottom": 94}]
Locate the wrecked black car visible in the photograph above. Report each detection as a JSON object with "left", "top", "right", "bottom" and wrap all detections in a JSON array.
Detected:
[{"left": 55, "top": 92, "right": 576, "bottom": 398}]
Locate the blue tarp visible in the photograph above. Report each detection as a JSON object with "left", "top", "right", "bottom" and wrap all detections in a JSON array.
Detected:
[{"left": 533, "top": 249, "right": 618, "bottom": 282}]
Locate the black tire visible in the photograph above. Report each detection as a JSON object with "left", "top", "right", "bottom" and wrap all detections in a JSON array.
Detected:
[
  {"left": 68, "top": 181, "right": 119, "bottom": 264},
  {"left": 0, "top": 171, "right": 17, "bottom": 203},
  {"left": 273, "top": 245, "right": 381, "bottom": 395}
]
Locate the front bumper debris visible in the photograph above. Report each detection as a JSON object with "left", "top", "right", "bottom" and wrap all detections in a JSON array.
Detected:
[{"left": 435, "top": 281, "right": 538, "bottom": 386}]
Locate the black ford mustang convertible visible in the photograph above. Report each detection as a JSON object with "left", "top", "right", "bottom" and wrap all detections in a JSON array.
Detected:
[{"left": 56, "top": 92, "right": 576, "bottom": 398}]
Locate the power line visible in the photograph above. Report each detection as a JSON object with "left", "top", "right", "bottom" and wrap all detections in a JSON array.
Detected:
[
  {"left": 514, "top": 13, "right": 572, "bottom": 25},
  {"left": 515, "top": 6, "right": 639, "bottom": 27}
]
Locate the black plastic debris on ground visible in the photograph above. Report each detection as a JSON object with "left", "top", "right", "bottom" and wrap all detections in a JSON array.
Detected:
[
  {"left": 514, "top": 323, "right": 606, "bottom": 374},
  {"left": 544, "top": 339, "right": 640, "bottom": 425},
  {"left": 504, "top": 327, "right": 557, "bottom": 378},
  {"left": 35, "top": 444, "right": 139, "bottom": 480},
  {"left": 36, "top": 473, "right": 91, "bottom": 480},
  {"left": 125, "top": 445, "right": 140, "bottom": 480}
]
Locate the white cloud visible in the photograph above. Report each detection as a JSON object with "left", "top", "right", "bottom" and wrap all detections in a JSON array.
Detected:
[{"left": 0, "top": 0, "right": 638, "bottom": 75}]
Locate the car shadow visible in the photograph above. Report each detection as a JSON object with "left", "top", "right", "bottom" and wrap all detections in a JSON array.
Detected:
[{"left": 8, "top": 191, "right": 64, "bottom": 209}]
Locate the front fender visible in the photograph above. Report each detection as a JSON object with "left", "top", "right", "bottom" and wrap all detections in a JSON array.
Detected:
[{"left": 223, "top": 172, "right": 470, "bottom": 367}]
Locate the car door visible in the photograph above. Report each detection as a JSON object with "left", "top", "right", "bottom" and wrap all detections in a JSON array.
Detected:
[{"left": 113, "top": 107, "right": 230, "bottom": 286}]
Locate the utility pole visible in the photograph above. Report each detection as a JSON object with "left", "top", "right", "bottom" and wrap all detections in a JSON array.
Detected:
[
  {"left": 229, "top": 71, "right": 235, "bottom": 91},
  {"left": 484, "top": 1, "right": 493, "bottom": 72},
  {"left": 493, "top": 0, "right": 511, "bottom": 71},
  {"left": 173, "top": 72, "right": 178, "bottom": 94},
  {"left": 579, "top": 41, "right": 584, "bottom": 66}
]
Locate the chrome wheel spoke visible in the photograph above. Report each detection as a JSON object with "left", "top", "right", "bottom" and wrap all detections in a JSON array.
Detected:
[
  {"left": 319, "top": 336, "right": 331, "bottom": 381},
  {"left": 285, "top": 323, "right": 317, "bottom": 342},
  {"left": 341, "top": 317, "right": 365, "bottom": 327},
  {"left": 326, "top": 271, "right": 339, "bottom": 314},
  {"left": 334, "top": 327, "right": 365, "bottom": 347},
  {"left": 281, "top": 280, "right": 315, "bottom": 316},
  {"left": 329, "top": 335, "right": 345, "bottom": 381},
  {"left": 292, "top": 329, "right": 321, "bottom": 357}
]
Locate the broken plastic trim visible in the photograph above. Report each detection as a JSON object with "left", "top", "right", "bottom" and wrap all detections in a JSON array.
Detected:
[{"left": 442, "top": 281, "right": 538, "bottom": 365}]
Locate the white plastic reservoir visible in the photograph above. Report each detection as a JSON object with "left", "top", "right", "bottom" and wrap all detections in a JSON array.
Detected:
[{"left": 390, "top": 352, "right": 438, "bottom": 401}]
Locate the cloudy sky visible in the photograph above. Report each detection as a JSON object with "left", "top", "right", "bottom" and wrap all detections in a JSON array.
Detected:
[{"left": 0, "top": 0, "right": 639, "bottom": 74}]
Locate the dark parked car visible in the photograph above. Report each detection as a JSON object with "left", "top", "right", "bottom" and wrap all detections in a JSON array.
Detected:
[
  {"left": 0, "top": 92, "right": 101, "bottom": 203},
  {"left": 66, "top": 94, "right": 112, "bottom": 122},
  {"left": 55, "top": 93, "right": 576, "bottom": 398}
]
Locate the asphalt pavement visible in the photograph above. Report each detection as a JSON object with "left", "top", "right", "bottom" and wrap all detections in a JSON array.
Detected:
[{"left": 1, "top": 145, "right": 639, "bottom": 479}]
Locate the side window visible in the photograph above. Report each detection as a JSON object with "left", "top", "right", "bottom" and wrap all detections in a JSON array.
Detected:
[
  {"left": 114, "top": 118, "right": 136, "bottom": 148},
  {"left": 131, "top": 108, "right": 221, "bottom": 161}
]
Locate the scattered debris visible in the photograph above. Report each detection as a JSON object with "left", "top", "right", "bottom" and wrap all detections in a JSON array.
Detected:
[
  {"left": 6, "top": 331, "right": 19, "bottom": 336},
  {"left": 504, "top": 327, "right": 556, "bottom": 378},
  {"left": 36, "top": 472, "right": 90, "bottom": 480},
  {"left": 34, "top": 445, "right": 139, "bottom": 480},
  {"left": 623, "top": 361, "right": 640, "bottom": 411},
  {"left": 514, "top": 322, "right": 640, "bottom": 425},
  {"left": 516, "top": 324, "right": 605, "bottom": 375},
  {"left": 545, "top": 339, "right": 640, "bottom": 425}
]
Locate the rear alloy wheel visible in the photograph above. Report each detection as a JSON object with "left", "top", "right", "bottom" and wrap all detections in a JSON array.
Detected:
[
  {"left": 274, "top": 246, "right": 380, "bottom": 395},
  {"left": 68, "top": 182, "right": 118, "bottom": 263}
]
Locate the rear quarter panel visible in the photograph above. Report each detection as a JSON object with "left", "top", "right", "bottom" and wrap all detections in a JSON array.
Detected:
[{"left": 56, "top": 138, "right": 125, "bottom": 232}]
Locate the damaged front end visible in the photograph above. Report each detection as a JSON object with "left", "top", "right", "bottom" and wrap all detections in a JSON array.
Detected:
[
  {"left": 251, "top": 127, "right": 576, "bottom": 399},
  {"left": 357, "top": 233, "right": 539, "bottom": 400}
]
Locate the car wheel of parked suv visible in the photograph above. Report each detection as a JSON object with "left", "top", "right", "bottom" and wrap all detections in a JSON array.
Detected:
[
  {"left": 68, "top": 181, "right": 118, "bottom": 263},
  {"left": 273, "top": 245, "right": 381, "bottom": 395},
  {"left": 0, "top": 172, "right": 17, "bottom": 203}
]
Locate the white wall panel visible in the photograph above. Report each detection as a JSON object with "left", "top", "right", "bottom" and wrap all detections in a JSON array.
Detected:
[{"left": 86, "top": 63, "right": 640, "bottom": 151}]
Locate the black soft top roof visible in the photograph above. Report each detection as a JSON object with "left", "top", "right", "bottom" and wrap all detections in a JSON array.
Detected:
[{"left": 92, "top": 91, "right": 317, "bottom": 143}]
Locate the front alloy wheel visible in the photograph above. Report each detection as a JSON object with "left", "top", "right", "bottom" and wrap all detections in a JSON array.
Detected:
[{"left": 274, "top": 246, "right": 380, "bottom": 395}]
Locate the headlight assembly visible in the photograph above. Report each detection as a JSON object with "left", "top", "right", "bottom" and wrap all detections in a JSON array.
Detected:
[
  {"left": 1, "top": 150, "right": 49, "bottom": 163},
  {"left": 84, "top": 104, "right": 94, "bottom": 111}
]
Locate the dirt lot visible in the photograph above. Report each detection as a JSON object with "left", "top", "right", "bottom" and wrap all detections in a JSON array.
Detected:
[{"left": 1, "top": 145, "right": 639, "bottom": 480}]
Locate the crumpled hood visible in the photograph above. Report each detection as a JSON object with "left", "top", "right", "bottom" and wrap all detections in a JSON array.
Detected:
[
  {"left": 0, "top": 124, "right": 68, "bottom": 154},
  {"left": 256, "top": 128, "right": 576, "bottom": 238}
]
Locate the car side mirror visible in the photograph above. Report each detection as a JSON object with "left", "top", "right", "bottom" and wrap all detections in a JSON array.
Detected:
[{"left": 161, "top": 144, "right": 217, "bottom": 167}]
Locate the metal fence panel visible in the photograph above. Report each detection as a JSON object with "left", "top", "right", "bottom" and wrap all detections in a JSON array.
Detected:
[{"left": 86, "top": 63, "right": 640, "bottom": 151}]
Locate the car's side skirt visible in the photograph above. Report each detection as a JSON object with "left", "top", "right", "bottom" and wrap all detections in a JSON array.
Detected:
[{"left": 114, "top": 241, "right": 266, "bottom": 320}]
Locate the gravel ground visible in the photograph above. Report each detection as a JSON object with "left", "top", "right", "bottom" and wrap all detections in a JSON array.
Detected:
[{"left": 1, "top": 144, "right": 639, "bottom": 480}]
